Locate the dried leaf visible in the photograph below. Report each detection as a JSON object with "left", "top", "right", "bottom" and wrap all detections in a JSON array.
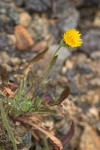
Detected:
[
  {"left": 32, "top": 40, "right": 47, "bottom": 52},
  {"left": 59, "top": 86, "right": 70, "bottom": 104},
  {"left": 3, "top": 87, "right": 15, "bottom": 98},
  {"left": 31, "top": 47, "right": 48, "bottom": 63},
  {"left": 24, "top": 47, "right": 48, "bottom": 75},
  {"left": 61, "top": 120, "right": 75, "bottom": 146},
  {"left": 16, "top": 117, "right": 63, "bottom": 150},
  {"left": 49, "top": 86, "right": 70, "bottom": 106}
]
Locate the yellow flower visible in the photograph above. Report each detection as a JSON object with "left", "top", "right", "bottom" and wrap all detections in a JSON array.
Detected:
[{"left": 63, "top": 29, "right": 82, "bottom": 48}]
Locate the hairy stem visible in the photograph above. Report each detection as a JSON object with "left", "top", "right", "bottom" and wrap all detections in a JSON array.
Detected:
[{"left": 0, "top": 99, "right": 17, "bottom": 150}]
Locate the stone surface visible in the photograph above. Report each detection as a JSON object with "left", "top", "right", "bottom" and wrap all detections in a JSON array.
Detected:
[
  {"left": 30, "top": 15, "right": 49, "bottom": 41},
  {"left": 57, "top": 9, "right": 79, "bottom": 32},
  {"left": 14, "top": 25, "right": 34, "bottom": 50},
  {"left": 49, "top": 44, "right": 71, "bottom": 68},
  {"left": 0, "top": 33, "right": 11, "bottom": 51},
  {"left": 0, "top": 15, "right": 14, "bottom": 33},
  {"left": 93, "top": 11, "right": 100, "bottom": 27},
  {"left": 14, "top": 0, "right": 25, "bottom": 7},
  {"left": 79, "top": 126, "right": 100, "bottom": 150},
  {"left": 55, "top": 0, "right": 80, "bottom": 31},
  {"left": 25, "top": 0, "right": 51, "bottom": 13},
  {"left": 19, "top": 12, "right": 31, "bottom": 27},
  {"left": 80, "top": 29, "right": 100, "bottom": 54},
  {"left": 22, "top": 132, "right": 32, "bottom": 145},
  {"left": 90, "top": 51, "right": 100, "bottom": 60}
]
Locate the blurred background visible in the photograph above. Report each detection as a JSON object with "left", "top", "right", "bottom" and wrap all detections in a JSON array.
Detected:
[{"left": 0, "top": 0, "right": 100, "bottom": 150}]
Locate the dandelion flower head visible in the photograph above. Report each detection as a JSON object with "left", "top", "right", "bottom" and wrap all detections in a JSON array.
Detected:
[{"left": 63, "top": 29, "right": 82, "bottom": 48}]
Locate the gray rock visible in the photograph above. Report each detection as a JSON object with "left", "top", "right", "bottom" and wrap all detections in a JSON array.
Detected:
[
  {"left": 54, "top": 0, "right": 80, "bottom": 31},
  {"left": 90, "top": 78, "right": 100, "bottom": 87},
  {"left": 50, "top": 44, "right": 71, "bottom": 67},
  {"left": 48, "top": 44, "right": 71, "bottom": 79},
  {"left": 80, "top": 29, "right": 100, "bottom": 54},
  {"left": 96, "top": 121, "right": 100, "bottom": 132},
  {"left": 0, "top": 15, "right": 14, "bottom": 33},
  {"left": 66, "top": 68, "right": 77, "bottom": 81},
  {"left": 14, "top": 0, "right": 24, "bottom": 7},
  {"left": 70, "top": 82, "right": 78, "bottom": 95},
  {"left": 0, "top": 34, "right": 9, "bottom": 50},
  {"left": 29, "top": 15, "right": 49, "bottom": 41},
  {"left": 57, "top": 9, "right": 79, "bottom": 32},
  {"left": 8, "top": 9, "right": 19, "bottom": 24},
  {"left": 76, "top": 63, "right": 93, "bottom": 74},
  {"left": 90, "top": 51, "right": 100, "bottom": 60},
  {"left": 22, "top": 132, "right": 32, "bottom": 145},
  {"left": 25, "top": 0, "right": 51, "bottom": 13}
]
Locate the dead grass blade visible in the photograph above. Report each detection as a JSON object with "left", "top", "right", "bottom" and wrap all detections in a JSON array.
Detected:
[
  {"left": 61, "top": 120, "right": 75, "bottom": 147},
  {"left": 15, "top": 116, "right": 63, "bottom": 150},
  {"left": 49, "top": 86, "right": 70, "bottom": 106}
]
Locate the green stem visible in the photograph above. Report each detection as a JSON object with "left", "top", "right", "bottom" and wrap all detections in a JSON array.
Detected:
[
  {"left": 46, "top": 45, "right": 62, "bottom": 73},
  {"left": 0, "top": 99, "right": 17, "bottom": 150},
  {"left": 50, "top": 45, "right": 62, "bottom": 63},
  {"left": 32, "top": 45, "right": 62, "bottom": 96}
]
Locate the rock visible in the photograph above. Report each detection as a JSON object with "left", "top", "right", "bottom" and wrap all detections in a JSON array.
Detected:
[
  {"left": 58, "top": 75, "right": 68, "bottom": 84},
  {"left": 76, "top": 63, "right": 93, "bottom": 74},
  {"left": 0, "top": 52, "right": 10, "bottom": 63},
  {"left": 66, "top": 68, "right": 77, "bottom": 80},
  {"left": 69, "top": 0, "right": 83, "bottom": 7},
  {"left": 19, "top": 12, "right": 31, "bottom": 27},
  {"left": 22, "top": 132, "right": 32, "bottom": 145},
  {"left": 14, "top": 25, "right": 34, "bottom": 50},
  {"left": 70, "top": 82, "right": 78, "bottom": 95},
  {"left": 90, "top": 78, "right": 100, "bottom": 87},
  {"left": 0, "top": 15, "right": 14, "bottom": 33},
  {"left": 25, "top": 0, "right": 51, "bottom": 13},
  {"left": 7, "top": 34, "right": 16, "bottom": 48},
  {"left": 14, "top": 0, "right": 25, "bottom": 7},
  {"left": 88, "top": 107, "right": 99, "bottom": 119},
  {"left": 32, "top": 40, "right": 47, "bottom": 52},
  {"left": 82, "top": 0, "right": 100, "bottom": 6},
  {"left": 57, "top": 10, "right": 79, "bottom": 32},
  {"left": 55, "top": 0, "right": 80, "bottom": 31},
  {"left": 79, "top": 125, "right": 100, "bottom": 150},
  {"left": 0, "top": 34, "right": 10, "bottom": 51},
  {"left": 80, "top": 29, "right": 100, "bottom": 54},
  {"left": 8, "top": 9, "right": 19, "bottom": 24},
  {"left": 48, "top": 24, "right": 60, "bottom": 39},
  {"left": 49, "top": 44, "right": 71, "bottom": 69},
  {"left": 96, "top": 121, "right": 100, "bottom": 132},
  {"left": 65, "top": 60, "right": 73, "bottom": 70},
  {"left": 0, "top": 1, "right": 14, "bottom": 12},
  {"left": 62, "top": 66, "right": 67, "bottom": 74},
  {"left": 30, "top": 15, "right": 49, "bottom": 41},
  {"left": 90, "top": 51, "right": 100, "bottom": 60},
  {"left": 37, "top": 44, "right": 71, "bottom": 80},
  {"left": 10, "top": 57, "right": 21, "bottom": 65},
  {"left": 93, "top": 11, "right": 100, "bottom": 27}
]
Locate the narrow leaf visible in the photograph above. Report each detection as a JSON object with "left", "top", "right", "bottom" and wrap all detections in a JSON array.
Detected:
[
  {"left": 59, "top": 86, "right": 70, "bottom": 104},
  {"left": 0, "top": 99, "right": 17, "bottom": 150},
  {"left": 49, "top": 86, "right": 70, "bottom": 106},
  {"left": 61, "top": 120, "right": 75, "bottom": 146}
]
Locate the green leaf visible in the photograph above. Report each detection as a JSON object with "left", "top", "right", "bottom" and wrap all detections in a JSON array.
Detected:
[
  {"left": 21, "top": 101, "right": 33, "bottom": 112},
  {"left": 60, "top": 39, "right": 66, "bottom": 46}
]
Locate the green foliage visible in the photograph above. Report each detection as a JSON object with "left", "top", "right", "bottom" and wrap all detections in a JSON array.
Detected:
[{"left": 0, "top": 45, "right": 71, "bottom": 150}]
